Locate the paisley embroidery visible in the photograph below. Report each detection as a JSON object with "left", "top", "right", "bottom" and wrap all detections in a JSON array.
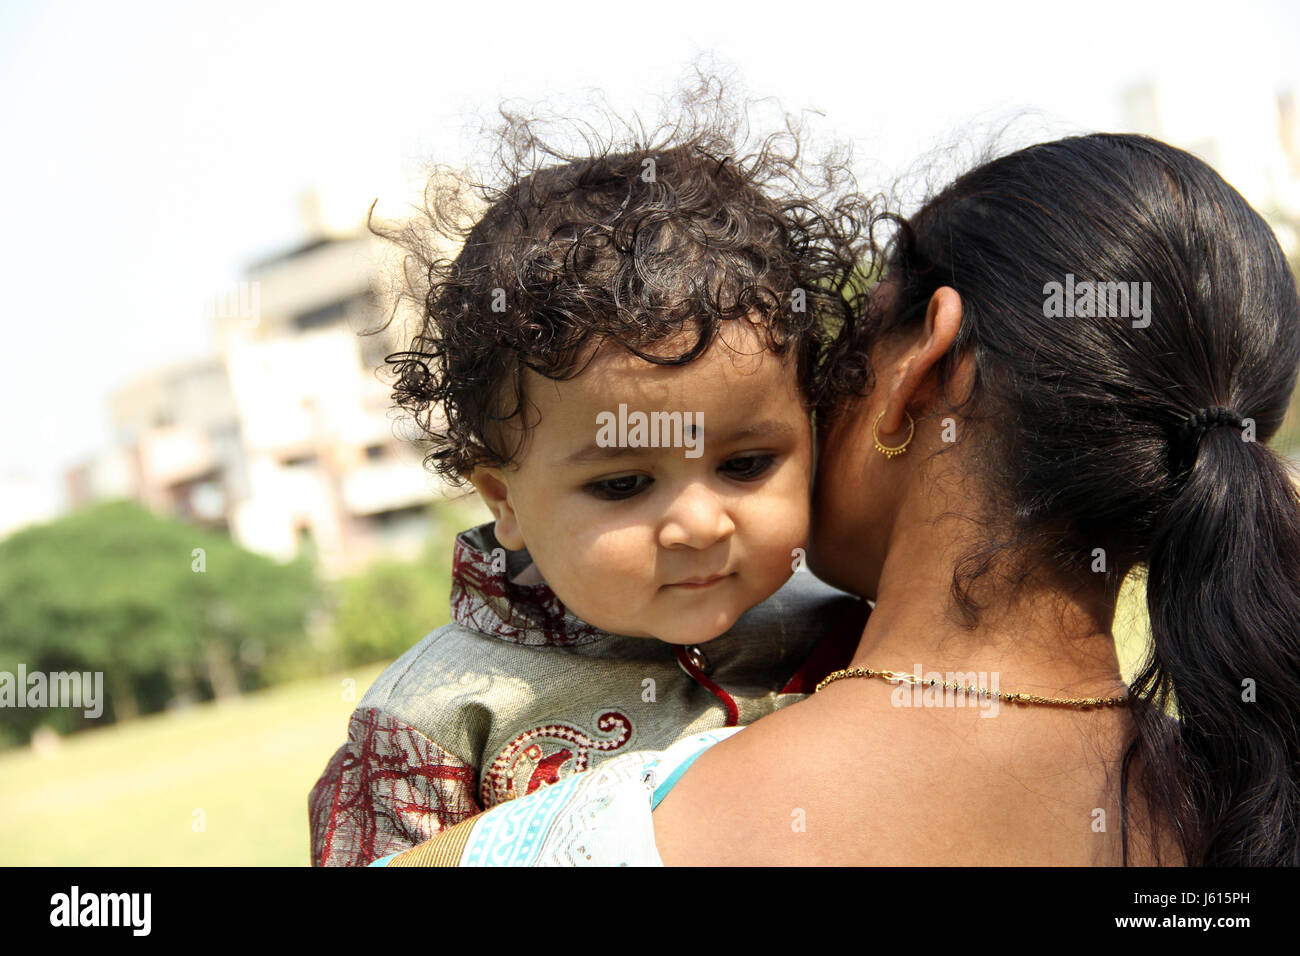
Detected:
[{"left": 481, "top": 711, "right": 634, "bottom": 808}]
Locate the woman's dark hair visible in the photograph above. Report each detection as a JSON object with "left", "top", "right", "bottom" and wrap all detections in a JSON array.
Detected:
[
  {"left": 839, "top": 133, "right": 1300, "bottom": 865},
  {"left": 368, "top": 78, "right": 868, "bottom": 482}
]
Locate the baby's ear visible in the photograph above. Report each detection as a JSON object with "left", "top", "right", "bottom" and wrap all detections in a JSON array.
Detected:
[{"left": 467, "top": 467, "right": 526, "bottom": 551}]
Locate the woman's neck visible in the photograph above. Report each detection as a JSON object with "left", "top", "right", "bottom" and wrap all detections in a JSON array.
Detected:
[{"left": 849, "top": 506, "right": 1126, "bottom": 701}]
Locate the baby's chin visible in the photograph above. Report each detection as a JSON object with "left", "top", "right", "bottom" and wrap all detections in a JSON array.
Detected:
[
  {"left": 638, "top": 603, "right": 750, "bottom": 645},
  {"left": 647, "top": 625, "right": 737, "bottom": 646},
  {"left": 579, "top": 602, "right": 743, "bottom": 645},
  {"left": 566, "top": 570, "right": 792, "bottom": 644},
  {"left": 641, "top": 574, "right": 793, "bottom": 644}
]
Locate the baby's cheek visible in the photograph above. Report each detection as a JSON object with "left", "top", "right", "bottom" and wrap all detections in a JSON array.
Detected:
[
  {"left": 746, "top": 499, "right": 810, "bottom": 585},
  {"left": 546, "top": 571, "right": 641, "bottom": 638},
  {"left": 573, "top": 547, "right": 652, "bottom": 606}
]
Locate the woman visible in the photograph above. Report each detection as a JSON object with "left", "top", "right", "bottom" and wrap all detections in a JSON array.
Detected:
[{"left": 377, "top": 132, "right": 1300, "bottom": 867}]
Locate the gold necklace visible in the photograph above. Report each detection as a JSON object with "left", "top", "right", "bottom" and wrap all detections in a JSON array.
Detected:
[{"left": 814, "top": 667, "right": 1128, "bottom": 708}]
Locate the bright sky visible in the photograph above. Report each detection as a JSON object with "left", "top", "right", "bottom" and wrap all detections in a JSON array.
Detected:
[{"left": 2, "top": 0, "right": 1298, "bottom": 506}]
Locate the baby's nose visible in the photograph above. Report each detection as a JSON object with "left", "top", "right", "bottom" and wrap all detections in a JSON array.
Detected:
[{"left": 657, "top": 484, "right": 736, "bottom": 549}]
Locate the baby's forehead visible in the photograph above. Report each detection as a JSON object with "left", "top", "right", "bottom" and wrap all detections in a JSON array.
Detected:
[
  {"left": 547, "top": 328, "right": 795, "bottom": 405},
  {"left": 508, "top": 325, "right": 810, "bottom": 464}
]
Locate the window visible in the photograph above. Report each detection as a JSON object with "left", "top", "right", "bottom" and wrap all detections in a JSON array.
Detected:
[
  {"left": 293, "top": 290, "right": 375, "bottom": 331},
  {"left": 292, "top": 299, "right": 349, "bottom": 330}
]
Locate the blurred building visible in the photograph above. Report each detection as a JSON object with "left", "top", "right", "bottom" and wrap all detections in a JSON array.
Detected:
[
  {"left": 65, "top": 355, "right": 244, "bottom": 533},
  {"left": 215, "top": 226, "right": 443, "bottom": 576},
  {"left": 65, "top": 193, "right": 458, "bottom": 577}
]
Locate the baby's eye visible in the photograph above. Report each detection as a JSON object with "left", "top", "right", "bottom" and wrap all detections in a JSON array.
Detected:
[
  {"left": 720, "top": 454, "right": 775, "bottom": 480},
  {"left": 585, "top": 474, "right": 653, "bottom": 500}
]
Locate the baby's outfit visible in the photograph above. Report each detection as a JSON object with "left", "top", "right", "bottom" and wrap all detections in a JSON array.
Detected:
[{"left": 308, "top": 522, "right": 863, "bottom": 866}]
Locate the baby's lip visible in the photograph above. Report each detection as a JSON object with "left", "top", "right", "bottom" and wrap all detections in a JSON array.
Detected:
[{"left": 663, "top": 572, "right": 733, "bottom": 589}]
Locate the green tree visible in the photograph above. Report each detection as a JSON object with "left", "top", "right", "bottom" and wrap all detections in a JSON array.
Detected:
[
  {"left": 0, "top": 499, "right": 318, "bottom": 748},
  {"left": 329, "top": 556, "right": 451, "bottom": 667},
  {"left": 326, "top": 500, "right": 473, "bottom": 667}
]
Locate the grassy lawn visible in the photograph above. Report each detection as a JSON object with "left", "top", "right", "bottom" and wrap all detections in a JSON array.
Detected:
[
  {"left": 0, "top": 662, "right": 387, "bottom": 866},
  {"left": 1114, "top": 569, "right": 1152, "bottom": 684}
]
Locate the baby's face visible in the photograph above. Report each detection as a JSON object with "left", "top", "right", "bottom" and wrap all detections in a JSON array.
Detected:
[{"left": 475, "top": 321, "right": 813, "bottom": 645}]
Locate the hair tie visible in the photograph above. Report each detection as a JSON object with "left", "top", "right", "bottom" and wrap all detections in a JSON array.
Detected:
[{"left": 1177, "top": 405, "right": 1244, "bottom": 453}]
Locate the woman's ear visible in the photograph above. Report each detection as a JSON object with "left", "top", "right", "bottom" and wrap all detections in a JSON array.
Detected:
[
  {"left": 468, "top": 467, "right": 526, "bottom": 551},
  {"left": 877, "top": 286, "right": 964, "bottom": 435}
]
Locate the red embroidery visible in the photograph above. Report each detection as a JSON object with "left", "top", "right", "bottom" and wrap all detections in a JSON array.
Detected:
[
  {"left": 524, "top": 745, "right": 574, "bottom": 794},
  {"left": 450, "top": 534, "right": 605, "bottom": 647},
  {"left": 481, "top": 712, "right": 634, "bottom": 808},
  {"left": 673, "top": 645, "right": 741, "bottom": 726},
  {"left": 308, "top": 707, "right": 481, "bottom": 866}
]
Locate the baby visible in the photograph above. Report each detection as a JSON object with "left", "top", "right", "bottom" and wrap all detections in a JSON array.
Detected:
[{"left": 309, "top": 126, "right": 868, "bottom": 866}]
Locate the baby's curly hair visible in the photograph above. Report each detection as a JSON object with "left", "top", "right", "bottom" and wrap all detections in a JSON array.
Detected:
[{"left": 368, "top": 76, "right": 871, "bottom": 484}]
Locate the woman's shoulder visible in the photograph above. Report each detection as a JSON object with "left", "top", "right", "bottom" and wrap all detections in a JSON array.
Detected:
[{"left": 651, "top": 687, "right": 1134, "bottom": 865}]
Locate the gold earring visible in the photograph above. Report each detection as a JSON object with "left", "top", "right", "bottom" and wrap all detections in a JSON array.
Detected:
[{"left": 873, "top": 409, "right": 914, "bottom": 458}]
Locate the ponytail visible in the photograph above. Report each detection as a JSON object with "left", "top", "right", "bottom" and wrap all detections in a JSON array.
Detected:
[{"left": 1130, "top": 423, "right": 1300, "bottom": 865}]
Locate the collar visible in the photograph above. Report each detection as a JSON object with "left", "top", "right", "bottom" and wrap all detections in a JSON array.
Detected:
[
  {"left": 450, "top": 523, "right": 607, "bottom": 647},
  {"left": 449, "top": 521, "right": 869, "bottom": 698}
]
